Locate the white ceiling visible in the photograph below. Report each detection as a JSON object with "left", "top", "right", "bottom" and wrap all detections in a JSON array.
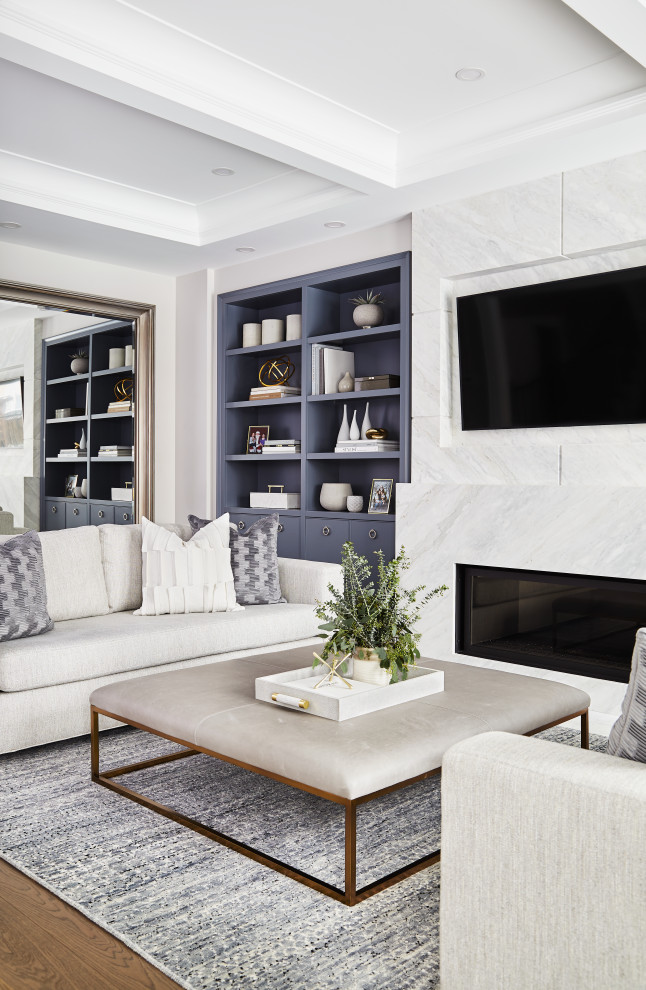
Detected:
[{"left": 0, "top": 0, "right": 645, "bottom": 274}]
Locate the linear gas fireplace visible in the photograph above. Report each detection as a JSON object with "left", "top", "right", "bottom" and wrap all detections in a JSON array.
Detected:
[{"left": 455, "top": 564, "right": 646, "bottom": 682}]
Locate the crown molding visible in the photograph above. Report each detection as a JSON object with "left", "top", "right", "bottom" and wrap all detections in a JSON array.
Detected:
[
  {"left": 0, "top": 0, "right": 398, "bottom": 189},
  {"left": 0, "top": 150, "right": 200, "bottom": 241},
  {"left": 398, "top": 84, "right": 646, "bottom": 187}
]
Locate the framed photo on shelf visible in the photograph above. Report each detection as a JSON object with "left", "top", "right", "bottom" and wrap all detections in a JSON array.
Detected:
[
  {"left": 64, "top": 474, "right": 78, "bottom": 497},
  {"left": 368, "top": 478, "right": 393, "bottom": 514},
  {"left": 247, "top": 425, "right": 269, "bottom": 455}
]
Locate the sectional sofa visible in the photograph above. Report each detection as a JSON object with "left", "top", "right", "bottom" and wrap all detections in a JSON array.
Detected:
[{"left": 0, "top": 523, "right": 340, "bottom": 754}]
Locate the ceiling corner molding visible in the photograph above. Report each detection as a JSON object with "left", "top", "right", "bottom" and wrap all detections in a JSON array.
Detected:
[
  {"left": 0, "top": 0, "right": 398, "bottom": 189},
  {"left": 560, "top": 0, "right": 646, "bottom": 70}
]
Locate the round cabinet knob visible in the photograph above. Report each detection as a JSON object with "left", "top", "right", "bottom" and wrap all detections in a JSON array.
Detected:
[
  {"left": 73, "top": 507, "right": 79, "bottom": 516},
  {"left": 322, "top": 526, "right": 330, "bottom": 536},
  {"left": 122, "top": 512, "right": 129, "bottom": 521},
  {"left": 98, "top": 510, "right": 104, "bottom": 519},
  {"left": 238, "top": 520, "right": 246, "bottom": 531},
  {"left": 277, "top": 523, "right": 284, "bottom": 533},
  {"left": 51, "top": 505, "right": 57, "bottom": 514},
  {"left": 369, "top": 529, "right": 377, "bottom": 540}
]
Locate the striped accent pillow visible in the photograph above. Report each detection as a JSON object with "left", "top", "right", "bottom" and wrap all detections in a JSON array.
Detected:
[
  {"left": 134, "top": 516, "right": 239, "bottom": 616},
  {"left": 608, "top": 627, "right": 646, "bottom": 763},
  {"left": 0, "top": 531, "right": 53, "bottom": 641}
]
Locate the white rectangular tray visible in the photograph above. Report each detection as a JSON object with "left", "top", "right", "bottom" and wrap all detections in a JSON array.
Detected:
[{"left": 255, "top": 665, "right": 444, "bottom": 721}]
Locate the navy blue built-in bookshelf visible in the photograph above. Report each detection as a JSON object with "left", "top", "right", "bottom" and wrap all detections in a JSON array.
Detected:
[{"left": 216, "top": 253, "right": 411, "bottom": 565}]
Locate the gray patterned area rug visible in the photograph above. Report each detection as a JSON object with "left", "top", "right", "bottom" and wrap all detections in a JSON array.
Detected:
[{"left": 0, "top": 725, "right": 606, "bottom": 990}]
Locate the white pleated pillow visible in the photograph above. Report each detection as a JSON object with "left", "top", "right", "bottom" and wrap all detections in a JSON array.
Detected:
[{"left": 134, "top": 515, "right": 240, "bottom": 616}]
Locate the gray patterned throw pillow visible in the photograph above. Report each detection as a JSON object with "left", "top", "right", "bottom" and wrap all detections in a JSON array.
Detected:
[
  {"left": 0, "top": 531, "right": 54, "bottom": 642},
  {"left": 188, "top": 513, "right": 284, "bottom": 606},
  {"left": 608, "top": 627, "right": 646, "bottom": 763}
]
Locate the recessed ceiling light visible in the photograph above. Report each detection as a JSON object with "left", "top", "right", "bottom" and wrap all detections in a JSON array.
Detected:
[
  {"left": 324, "top": 221, "right": 346, "bottom": 228},
  {"left": 455, "top": 67, "right": 485, "bottom": 82},
  {"left": 212, "top": 167, "right": 235, "bottom": 176},
  {"left": 0, "top": 221, "right": 21, "bottom": 229},
  {"left": 235, "top": 246, "right": 255, "bottom": 254}
]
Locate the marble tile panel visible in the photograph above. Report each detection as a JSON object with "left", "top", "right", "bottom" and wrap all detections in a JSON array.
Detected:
[
  {"left": 411, "top": 311, "right": 442, "bottom": 419},
  {"left": 560, "top": 442, "right": 646, "bottom": 486},
  {"left": 563, "top": 151, "right": 646, "bottom": 256},
  {"left": 412, "top": 174, "right": 562, "bottom": 315},
  {"left": 411, "top": 424, "right": 559, "bottom": 484},
  {"left": 396, "top": 482, "right": 645, "bottom": 715}
]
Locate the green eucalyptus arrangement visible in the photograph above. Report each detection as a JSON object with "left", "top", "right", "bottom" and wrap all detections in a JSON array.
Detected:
[{"left": 314, "top": 541, "right": 447, "bottom": 684}]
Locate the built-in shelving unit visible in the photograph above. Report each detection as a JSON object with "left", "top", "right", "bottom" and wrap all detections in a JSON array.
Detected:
[
  {"left": 217, "top": 252, "right": 411, "bottom": 564},
  {"left": 41, "top": 320, "right": 136, "bottom": 530}
]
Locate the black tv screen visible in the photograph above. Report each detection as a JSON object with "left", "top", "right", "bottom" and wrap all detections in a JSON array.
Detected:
[{"left": 457, "top": 265, "right": 646, "bottom": 430}]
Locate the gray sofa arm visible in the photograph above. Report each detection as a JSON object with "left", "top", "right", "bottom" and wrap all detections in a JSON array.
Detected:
[
  {"left": 440, "top": 732, "right": 646, "bottom": 990},
  {"left": 277, "top": 557, "right": 342, "bottom": 606}
]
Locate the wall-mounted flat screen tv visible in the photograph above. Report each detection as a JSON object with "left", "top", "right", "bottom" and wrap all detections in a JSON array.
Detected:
[
  {"left": 457, "top": 265, "right": 646, "bottom": 430},
  {"left": 0, "top": 377, "right": 24, "bottom": 448}
]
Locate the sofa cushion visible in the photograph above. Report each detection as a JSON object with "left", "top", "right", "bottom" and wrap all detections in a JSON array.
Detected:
[
  {"left": 0, "top": 531, "right": 53, "bottom": 642},
  {"left": 40, "top": 527, "right": 109, "bottom": 621},
  {"left": 0, "top": 604, "right": 320, "bottom": 692},
  {"left": 608, "top": 627, "right": 646, "bottom": 763}
]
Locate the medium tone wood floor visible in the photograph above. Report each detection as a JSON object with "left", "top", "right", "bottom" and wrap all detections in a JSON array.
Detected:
[{"left": 0, "top": 859, "right": 183, "bottom": 990}]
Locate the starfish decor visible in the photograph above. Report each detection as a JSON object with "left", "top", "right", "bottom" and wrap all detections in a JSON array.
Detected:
[{"left": 312, "top": 652, "right": 353, "bottom": 690}]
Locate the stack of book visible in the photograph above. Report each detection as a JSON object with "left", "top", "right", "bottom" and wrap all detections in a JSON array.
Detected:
[
  {"left": 311, "top": 345, "right": 355, "bottom": 394},
  {"left": 57, "top": 447, "right": 86, "bottom": 459},
  {"left": 334, "top": 439, "right": 400, "bottom": 453},
  {"left": 98, "top": 445, "right": 133, "bottom": 458},
  {"left": 107, "top": 398, "right": 133, "bottom": 414},
  {"left": 262, "top": 439, "right": 301, "bottom": 455},
  {"left": 249, "top": 385, "right": 301, "bottom": 401}
]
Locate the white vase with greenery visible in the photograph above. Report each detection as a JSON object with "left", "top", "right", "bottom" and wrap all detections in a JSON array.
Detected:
[{"left": 314, "top": 542, "right": 447, "bottom": 685}]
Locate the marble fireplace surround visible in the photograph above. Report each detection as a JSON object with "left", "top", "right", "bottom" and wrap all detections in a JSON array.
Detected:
[
  {"left": 398, "top": 483, "right": 637, "bottom": 731},
  {"left": 398, "top": 151, "right": 646, "bottom": 733}
]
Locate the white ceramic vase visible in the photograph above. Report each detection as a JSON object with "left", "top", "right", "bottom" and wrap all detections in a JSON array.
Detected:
[
  {"left": 349, "top": 410, "right": 360, "bottom": 440},
  {"left": 320, "top": 482, "right": 352, "bottom": 511},
  {"left": 336, "top": 405, "right": 350, "bottom": 443},
  {"left": 352, "top": 304, "right": 383, "bottom": 329},
  {"left": 261, "top": 319, "right": 285, "bottom": 344},
  {"left": 360, "top": 402, "right": 372, "bottom": 438},
  {"left": 352, "top": 649, "right": 391, "bottom": 686},
  {"left": 338, "top": 371, "right": 354, "bottom": 392},
  {"left": 285, "top": 314, "right": 302, "bottom": 340},
  {"left": 70, "top": 357, "right": 88, "bottom": 375},
  {"left": 346, "top": 495, "right": 364, "bottom": 512},
  {"left": 242, "top": 323, "right": 262, "bottom": 347},
  {"left": 79, "top": 428, "right": 86, "bottom": 451}
]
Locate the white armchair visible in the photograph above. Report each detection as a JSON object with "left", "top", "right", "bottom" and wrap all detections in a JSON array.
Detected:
[{"left": 440, "top": 731, "right": 646, "bottom": 990}]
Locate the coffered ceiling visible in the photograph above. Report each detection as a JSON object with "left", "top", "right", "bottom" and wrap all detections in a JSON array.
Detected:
[{"left": 0, "top": 0, "right": 645, "bottom": 274}]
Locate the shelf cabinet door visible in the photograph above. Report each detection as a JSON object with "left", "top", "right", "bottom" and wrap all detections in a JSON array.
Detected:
[
  {"left": 276, "top": 515, "right": 300, "bottom": 558},
  {"left": 305, "top": 518, "right": 350, "bottom": 564},
  {"left": 349, "top": 519, "right": 395, "bottom": 564},
  {"left": 91, "top": 505, "right": 115, "bottom": 525},
  {"left": 114, "top": 506, "right": 135, "bottom": 525},
  {"left": 44, "top": 500, "right": 67, "bottom": 530},
  {"left": 66, "top": 501, "right": 89, "bottom": 527}
]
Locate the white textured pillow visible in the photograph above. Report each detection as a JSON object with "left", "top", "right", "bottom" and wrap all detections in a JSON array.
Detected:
[{"left": 134, "top": 515, "right": 239, "bottom": 616}]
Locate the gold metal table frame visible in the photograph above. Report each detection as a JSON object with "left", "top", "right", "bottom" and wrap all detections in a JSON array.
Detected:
[{"left": 91, "top": 705, "right": 589, "bottom": 906}]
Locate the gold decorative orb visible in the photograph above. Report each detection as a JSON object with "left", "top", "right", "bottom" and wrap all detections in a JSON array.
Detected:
[
  {"left": 114, "top": 378, "right": 133, "bottom": 401},
  {"left": 366, "top": 427, "right": 388, "bottom": 440},
  {"left": 258, "top": 355, "right": 295, "bottom": 387}
]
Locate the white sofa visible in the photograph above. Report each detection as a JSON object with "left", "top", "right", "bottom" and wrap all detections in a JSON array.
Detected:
[
  {"left": 440, "top": 731, "right": 646, "bottom": 990},
  {"left": 0, "top": 523, "right": 340, "bottom": 754}
]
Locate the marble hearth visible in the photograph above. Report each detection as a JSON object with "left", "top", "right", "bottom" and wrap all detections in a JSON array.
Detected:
[{"left": 397, "top": 484, "right": 642, "bottom": 733}]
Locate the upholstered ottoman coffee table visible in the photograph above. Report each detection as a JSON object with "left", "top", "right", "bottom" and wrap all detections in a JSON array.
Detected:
[{"left": 90, "top": 645, "right": 590, "bottom": 905}]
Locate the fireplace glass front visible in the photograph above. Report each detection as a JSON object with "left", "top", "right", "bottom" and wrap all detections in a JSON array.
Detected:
[{"left": 455, "top": 564, "right": 646, "bottom": 682}]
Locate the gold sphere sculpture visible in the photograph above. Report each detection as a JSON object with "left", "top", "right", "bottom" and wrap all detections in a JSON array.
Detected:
[{"left": 258, "top": 355, "right": 295, "bottom": 388}]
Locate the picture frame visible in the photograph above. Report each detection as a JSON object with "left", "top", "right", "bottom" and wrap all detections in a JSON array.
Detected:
[
  {"left": 247, "top": 425, "right": 269, "bottom": 455},
  {"left": 368, "top": 478, "right": 393, "bottom": 514},
  {"left": 64, "top": 474, "right": 78, "bottom": 497}
]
